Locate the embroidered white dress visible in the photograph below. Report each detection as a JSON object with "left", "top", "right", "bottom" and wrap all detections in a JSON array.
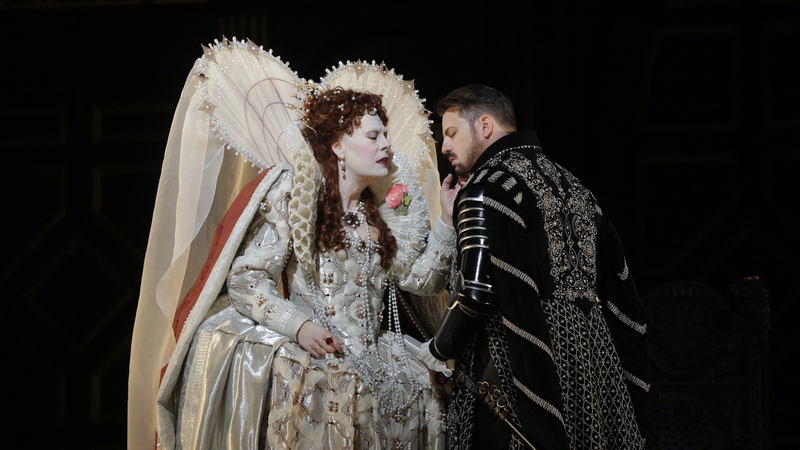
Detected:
[{"left": 174, "top": 170, "right": 454, "bottom": 450}]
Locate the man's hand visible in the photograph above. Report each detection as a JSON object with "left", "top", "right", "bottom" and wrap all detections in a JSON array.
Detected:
[
  {"left": 429, "top": 369, "right": 453, "bottom": 388},
  {"left": 440, "top": 173, "right": 465, "bottom": 226}
]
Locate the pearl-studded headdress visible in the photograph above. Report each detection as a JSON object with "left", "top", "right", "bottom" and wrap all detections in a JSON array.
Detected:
[{"left": 192, "top": 37, "right": 439, "bottom": 280}]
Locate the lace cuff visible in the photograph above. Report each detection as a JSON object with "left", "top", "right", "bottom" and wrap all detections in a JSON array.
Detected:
[
  {"left": 285, "top": 311, "right": 312, "bottom": 342},
  {"left": 419, "top": 339, "right": 449, "bottom": 373}
]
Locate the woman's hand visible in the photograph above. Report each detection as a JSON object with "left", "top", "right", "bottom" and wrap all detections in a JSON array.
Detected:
[
  {"left": 440, "top": 173, "right": 465, "bottom": 226},
  {"left": 429, "top": 370, "right": 453, "bottom": 388},
  {"left": 297, "top": 321, "right": 343, "bottom": 358}
]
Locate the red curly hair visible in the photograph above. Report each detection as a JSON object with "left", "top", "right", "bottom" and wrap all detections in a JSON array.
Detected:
[{"left": 302, "top": 88, "right": 397, "bottom": 269}]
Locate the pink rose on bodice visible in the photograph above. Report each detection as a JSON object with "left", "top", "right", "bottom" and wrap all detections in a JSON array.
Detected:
[{"left": 386, "top": 183, "right": 411, "bottom": 213}]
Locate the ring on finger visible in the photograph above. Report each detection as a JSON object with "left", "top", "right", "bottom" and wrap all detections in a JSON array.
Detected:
[
  {"left": 316, "top": 346, "right": 324, "bottom": 354},
  {"left": 325, "top": 337, "right": 334, "bottom": 345}
]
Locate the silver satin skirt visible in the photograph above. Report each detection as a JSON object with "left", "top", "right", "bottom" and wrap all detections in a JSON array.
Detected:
[{"left": 172, "top": 305, "right": 446, "bottom": 450}]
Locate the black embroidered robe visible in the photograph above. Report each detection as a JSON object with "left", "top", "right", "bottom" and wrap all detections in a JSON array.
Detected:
[{"left": 447, "top": 131, "right": 648, "bottom": 450}]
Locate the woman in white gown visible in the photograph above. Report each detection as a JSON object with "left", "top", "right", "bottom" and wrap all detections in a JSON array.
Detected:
[{"left": 128, "top": 39, "right": 459, "bottom": 450}]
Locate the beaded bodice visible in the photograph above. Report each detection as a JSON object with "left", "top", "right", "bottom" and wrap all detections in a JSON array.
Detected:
[{"left": 309, "top": 245, "right": 386, "bottom": 356}]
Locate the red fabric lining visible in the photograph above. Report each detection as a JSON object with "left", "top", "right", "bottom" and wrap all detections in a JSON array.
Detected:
[
  {"left": 171, "top": 170, "right": 270, "bottom": 340},
  {"left": 155, "top": 170, "right": 271, "bottom": 446}
]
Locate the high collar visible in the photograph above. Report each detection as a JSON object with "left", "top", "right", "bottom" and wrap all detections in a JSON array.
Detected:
[{"left": 473, "top": 130, "right": 542, "bottom": 172}]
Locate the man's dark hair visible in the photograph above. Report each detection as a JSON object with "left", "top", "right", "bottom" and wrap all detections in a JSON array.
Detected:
[{"left": 436, "top": 84, "right": 517, "bottom": 131}]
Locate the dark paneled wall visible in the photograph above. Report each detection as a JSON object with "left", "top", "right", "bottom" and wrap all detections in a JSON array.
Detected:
[{"left": 1, "top": 1, "right": 796, "bottom": 448}]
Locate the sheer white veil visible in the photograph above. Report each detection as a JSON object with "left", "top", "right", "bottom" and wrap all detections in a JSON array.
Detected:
[{"left": 128, "top": 38, "right": 440, "bottom": 450}]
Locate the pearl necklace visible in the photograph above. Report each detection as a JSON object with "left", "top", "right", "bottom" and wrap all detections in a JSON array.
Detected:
[{"left": 307, "top": 200, "right": 423, "bottom": 421}]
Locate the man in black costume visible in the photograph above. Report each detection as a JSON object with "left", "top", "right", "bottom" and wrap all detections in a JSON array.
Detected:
[{"left": 430, "top": 85, "right": 648, "bottom": 450}]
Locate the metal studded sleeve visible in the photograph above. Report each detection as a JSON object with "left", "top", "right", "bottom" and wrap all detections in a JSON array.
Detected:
[
  {"left": 430, "top": 184, "right": 499, "bottom": 361},
  {"left": 453, "top": 184, "right": 499, "bottom": 315}
]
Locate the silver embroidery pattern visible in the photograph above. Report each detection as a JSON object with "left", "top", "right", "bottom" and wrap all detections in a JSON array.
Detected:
[
  {"left": 485, "top": 316, "right": 526, "bottom": 450},
  {"left": 623, "top": 369, "right": 650, "bottom": 393},
  {"left": 606, "top": 300, "right": 647, "bottom": 335},
  {"left": 512, "top": 377, "right": 565, "bottom": 428},
  {"left": 619, "top": 257, "right": 629, "bottom": 281},
  {"left": 473, "top": 168, "right": 489, "bottom": 184},
  {"left": 488, "top": 150, "right": 598, "bottom": 303},
  {"left": 513, "top": 192, "right": 523, "bottom": 204},
  {"left": 491, "top": 255, "right": 539, "bottom": 295},
  {"left": 502, "top": 177, "right": 517, "bottom": 191},
  {"left": 455, "top": 146, "right": 643, "bottom": 450},
  {"left": 488, "top": 170, "right": 505, "bottom": 183},
  {"left": 501, "top": 315, "right": 552, "bottom": 359},
  {"left": 446, "top": 340, "right": 478, "bottom": 450},
  {"left": 484, "top": 196, "right": 526, "bottom": 229},
  {"left": 541, "top": 299, "right": 643, "bottom": 450}
]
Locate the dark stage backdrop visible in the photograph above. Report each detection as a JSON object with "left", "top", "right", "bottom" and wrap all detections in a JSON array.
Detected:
[{"left": 1, "top": 1, "right": 797, "bottom": 448}]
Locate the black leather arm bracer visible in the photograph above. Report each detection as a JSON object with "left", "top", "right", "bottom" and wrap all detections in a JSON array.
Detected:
[{"left": 431, "top": 184, "right": 498, "bottom": 361}]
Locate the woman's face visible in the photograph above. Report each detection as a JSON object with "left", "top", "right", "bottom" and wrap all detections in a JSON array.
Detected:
[{"left": 335, "top": 113, "right": 391, "bottom": 182}]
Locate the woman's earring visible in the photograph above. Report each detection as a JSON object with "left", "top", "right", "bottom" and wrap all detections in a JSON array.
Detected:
[{"left": 339, "top": 155, "right": 346, "bottom": 180}]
